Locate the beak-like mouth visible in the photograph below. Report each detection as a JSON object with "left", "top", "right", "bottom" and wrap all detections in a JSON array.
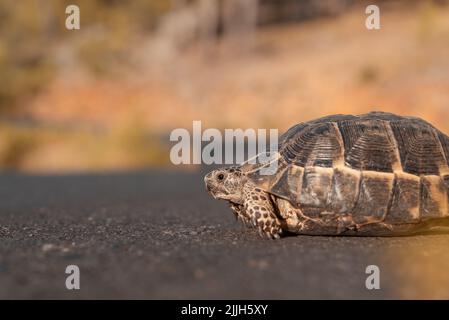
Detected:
[
  {"left": 204, "top": 174, "right": 212, "bottom": 193},
  {"left": 204, "top": 179, "right": 218, "bottom": 199},
  {"left": 204, "top": 172, "right": 220, "bottom": 199}
]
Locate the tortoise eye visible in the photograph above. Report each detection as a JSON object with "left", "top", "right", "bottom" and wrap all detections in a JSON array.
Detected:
[{"left": 217, "top": 173, "right": 225, "bottom": 181}]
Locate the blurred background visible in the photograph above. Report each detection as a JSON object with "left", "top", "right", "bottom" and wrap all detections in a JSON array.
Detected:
[{"left": 1, "top": 0, "right": 449, "bottom": 173}]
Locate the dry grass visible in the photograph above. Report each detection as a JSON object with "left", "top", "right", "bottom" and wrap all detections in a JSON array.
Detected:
[
  {"left": 0, "top": 119, "right": 168, "bottom": 173},
  {"left": 5, "top": 2, "right": 449, "bottom": 172}
]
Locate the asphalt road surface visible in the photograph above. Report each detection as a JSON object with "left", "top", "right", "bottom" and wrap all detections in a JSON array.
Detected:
[{"left": 1, "top": 170, "right": 449, "bottom": 299}]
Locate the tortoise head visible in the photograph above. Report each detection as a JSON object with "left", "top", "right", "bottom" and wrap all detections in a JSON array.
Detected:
[{"left": 204, "top": 166, "right": 245, "bottom": 204}]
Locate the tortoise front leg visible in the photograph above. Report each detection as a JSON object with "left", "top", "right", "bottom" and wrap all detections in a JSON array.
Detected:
[{"left": 242, "top": 184, "right": 283, "bottom": 239}]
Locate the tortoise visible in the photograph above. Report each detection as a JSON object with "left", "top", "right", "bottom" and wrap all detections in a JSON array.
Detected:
[{"left": 204, "top": 111, "right": 449, "bottom": 239}]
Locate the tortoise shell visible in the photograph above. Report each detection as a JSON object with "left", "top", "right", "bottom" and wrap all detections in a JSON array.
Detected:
[{"left": 246, "top": 111, "right": 449, "bottom": 228}]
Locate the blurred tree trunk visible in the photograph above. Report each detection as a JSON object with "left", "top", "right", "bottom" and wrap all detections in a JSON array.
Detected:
[
  {"left": 197, "top": 0, "right": 259, "bottom": 54},
  {"left": 222, "top": 0, "right": 258, "bottom": 52},
  {"left": 197, "top": 0, "right": 220, "bottom": 49}
]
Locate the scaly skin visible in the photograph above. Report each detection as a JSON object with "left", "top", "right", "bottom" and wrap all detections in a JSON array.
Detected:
[{"left": 242, "top": 183, "right": 282, "bottom": 239}]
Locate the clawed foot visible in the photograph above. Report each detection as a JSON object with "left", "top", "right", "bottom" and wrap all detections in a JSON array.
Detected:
[
  {"left": 235, "top": 210, "right": 283, "bottom": 238},
  {"left": 236, "top": 212, "right": 282, "bottom": 238},
  {"left": 259, "top": 225, "right": 283, "bottom": 239},
  {"left": 251, "top": 214, "right": 283, "bottom": 239}
]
